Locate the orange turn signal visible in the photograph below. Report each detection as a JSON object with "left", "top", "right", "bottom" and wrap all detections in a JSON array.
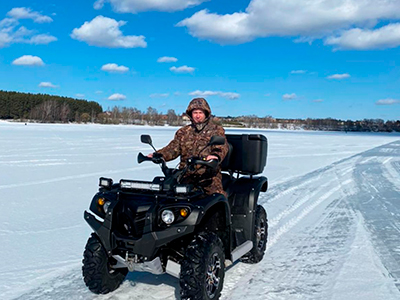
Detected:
[
  {"left": 97, "top": 198, "right": 105, "bottom": 206},
  {"left": 180, "top": 208, "right": 189, "bottom": 218}
]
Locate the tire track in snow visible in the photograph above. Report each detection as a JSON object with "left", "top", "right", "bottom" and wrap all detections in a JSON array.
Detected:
[
  {"left": 350, "top": 143, "right": 400, "bottom": 290},
  {"left": 221, "top": 146, "right": 391, "bottom": 299},
  {"left": 222, "top": 175, "right": 353, "bottom": 300},
  {"left": 11, "top": 140, "right": 400, "bottom": 300},
  {"left": 267, "top": 179, "right": 352, "bottom": 248},
  {"left": 263, "top": 160, "right": 356, "bottom": 205},
  {"left": 0, "top": 165, "right": 155, "bottom": 191}
]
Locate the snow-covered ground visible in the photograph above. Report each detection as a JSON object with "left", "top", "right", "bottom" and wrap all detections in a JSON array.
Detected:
[{"left": 1, "top": 121, "right": 400, "bottom": 300}]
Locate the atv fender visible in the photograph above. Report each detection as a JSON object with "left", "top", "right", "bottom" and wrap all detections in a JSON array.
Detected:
[
  {"left": 187, "top": 193, "right": 231, "bottom": 228},
  {"left": 228, "top": 176, "right": 268, "bottom": 246}
]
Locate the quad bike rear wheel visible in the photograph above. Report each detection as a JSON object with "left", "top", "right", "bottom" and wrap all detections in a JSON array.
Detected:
[
  {"left": 240, "top": 204, "right": 268, "bottom": 264},
  {"left": 82, "top": 233, "right": 128, "bottom": 294}
]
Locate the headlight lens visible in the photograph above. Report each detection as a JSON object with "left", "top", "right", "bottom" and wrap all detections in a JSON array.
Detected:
[
  {"left": 120, "top": 180, "right": 161, "bottom": 191},
  {"left": 175, "top": 185, "right": 193, "bottom": 194},
  {"left": 103, "top": 201, "right": 111, "bottom": 213},
  {"left": 99, "top": 177, "right": 113, "bottom": 188},
  {"left": 161, "top": 210, "right": 175, "bottom": 225}
]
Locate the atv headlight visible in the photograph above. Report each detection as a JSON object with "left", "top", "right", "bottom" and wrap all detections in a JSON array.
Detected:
[
  {"left": 161, "top": 209, "right": 175, "bottom": 225},
  {"left": 99, "top": 177, "right": 113, "bottom": 188},
  {"left": 175, "top": 185, "right": 192, "bottom": 194},
  {"left": 120, "top": 180, "right": 161, "bottom": 191},
  {"left": 103, "top": 201, "right": 111, "bottom": 213}
]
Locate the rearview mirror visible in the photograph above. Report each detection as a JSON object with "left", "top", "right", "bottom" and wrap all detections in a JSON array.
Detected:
[
  {"left": 141, "top": 135, "right": 152, "bottom": 145},
  {"left": 209, "top": 136, "right": 225, "bottom": 146}
]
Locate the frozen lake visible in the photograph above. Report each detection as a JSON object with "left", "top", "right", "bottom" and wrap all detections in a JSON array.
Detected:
[{"left": 1, "top": 121, "right": 400, "bottom": 299}]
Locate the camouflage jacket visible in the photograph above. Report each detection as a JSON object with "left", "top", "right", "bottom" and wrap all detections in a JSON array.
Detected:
[{"left": 157, "top": 119, "right": 228, "bottom": 177}]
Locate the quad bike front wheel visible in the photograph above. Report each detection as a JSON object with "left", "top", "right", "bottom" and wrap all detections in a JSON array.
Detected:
[
  {"left": 180, "top": 232, "right": 225, "bottom": 300},
  {"left": 82, "top": 233, "right": 128, "bottom": 294},
  {"left": 240, "top": 204, "right": 268, "bottom": 264}
]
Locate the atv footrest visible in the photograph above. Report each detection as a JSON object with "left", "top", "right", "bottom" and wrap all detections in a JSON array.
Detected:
[{"left": 231, "top": 240, "right": 253, "bottom": 262}]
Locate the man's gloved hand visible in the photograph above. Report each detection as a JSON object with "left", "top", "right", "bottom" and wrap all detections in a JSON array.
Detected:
[{"left": 152, "top": 152, "right": 163, "bottom": 164}]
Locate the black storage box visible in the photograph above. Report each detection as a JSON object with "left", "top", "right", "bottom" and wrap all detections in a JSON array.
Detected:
[{"left": 222, "top": 134, "right": 267, "bottom": 175}]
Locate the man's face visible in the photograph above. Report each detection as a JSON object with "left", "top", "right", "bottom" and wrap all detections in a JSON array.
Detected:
[{"left": 192, "top": 109, "right": 206, "bottom": 123}]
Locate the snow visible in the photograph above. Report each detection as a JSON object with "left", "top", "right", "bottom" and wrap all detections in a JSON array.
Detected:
[{"left": 1, "top": 121, "right": 400, "bottom": 299}]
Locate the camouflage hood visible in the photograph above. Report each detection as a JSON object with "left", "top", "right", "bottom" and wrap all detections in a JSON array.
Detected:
[{"left": 186, "top": 98, "right": 212, "bottom": 131}]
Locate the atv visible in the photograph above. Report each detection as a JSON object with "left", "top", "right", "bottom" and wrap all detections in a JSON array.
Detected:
[{"left": 82, "top": 133, "right": 268, "bottom": 300}]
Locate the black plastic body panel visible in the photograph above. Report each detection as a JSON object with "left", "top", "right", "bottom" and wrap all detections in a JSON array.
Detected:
[
  {"left": 226, "top": 176, "right": 268, "bottom": 248},
  {"left": 84, "top": 191, "right": 231, "bottom": 260}
]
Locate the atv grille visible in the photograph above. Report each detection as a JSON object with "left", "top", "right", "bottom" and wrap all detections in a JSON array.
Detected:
[
  {"left": 113, "top": 194, "right": 153, "bottom": 239},
  {"left": 135, "top": 211, "right": 147, "bottom": 235}
]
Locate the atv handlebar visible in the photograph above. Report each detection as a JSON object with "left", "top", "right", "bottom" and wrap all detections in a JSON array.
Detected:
[
  {"left": 137, "top": 152, "right": 166, "bottom": 166},
  {"left": 138, "top": 152, "right": 171, "bottom": 177},
  {"left": 137, "top": 152, "right": 153, "bottom": 164},
  {"left": 137, "top": 152, "right": 219, "bottom": 180}
]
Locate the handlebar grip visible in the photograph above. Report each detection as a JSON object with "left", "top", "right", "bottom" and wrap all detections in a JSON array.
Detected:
[{"left": 137, "top": 152, "right": 152, "bottom": 164}]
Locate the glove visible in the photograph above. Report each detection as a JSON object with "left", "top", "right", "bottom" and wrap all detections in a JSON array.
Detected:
[{"left": 152, "top": 152, "right": 163, "bottom": 164}]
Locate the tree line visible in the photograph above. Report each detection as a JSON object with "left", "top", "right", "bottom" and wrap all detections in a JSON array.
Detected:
[
  {"left": 1, "top": 90, "right": 399, "bottom": 132},
  {"left": 94, "top": 107, "right": 400, "bottom": 132},
  {"left": 0, "top": 90, "right": 102, "bottom": 123},
  {"left": 221, "top": 116, "right": 400, "bottom": 132}
]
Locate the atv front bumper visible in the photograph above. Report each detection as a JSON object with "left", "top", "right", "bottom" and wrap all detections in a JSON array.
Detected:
[{"left": 84, "top": 210, "right": 195, "bottom": 259}]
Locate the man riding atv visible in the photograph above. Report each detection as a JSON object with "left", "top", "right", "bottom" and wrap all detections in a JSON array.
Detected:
[
  {"left": 82, "top": 99, "right": 268, "bottom": 300},
  {"left": 148, "top": 97, "right": 228, "bottom": 196}
]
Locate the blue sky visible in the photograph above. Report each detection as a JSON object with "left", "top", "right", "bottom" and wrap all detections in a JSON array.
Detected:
[{"left": 1, "top": 0, "right": 400, "bottom": 121}]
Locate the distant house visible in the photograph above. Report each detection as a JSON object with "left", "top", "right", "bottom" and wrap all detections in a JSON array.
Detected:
[{"left": 181, "top": 114, "right": 190, "bottom": 121}]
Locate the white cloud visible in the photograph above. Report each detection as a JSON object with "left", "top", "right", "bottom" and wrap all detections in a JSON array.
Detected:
[
  {"left": 39, "top": 82, "right": 57, "bottom": 88},
  {"left": 94, "top": 0, "right": 106, "bottom": 10},
  {"left": 157, "top": 56, "right": 178, "bottom": 63},
  {"left": 0, "top": 32, "right": 12, "bottom": 47},
  {"left": 220, "top": 92, "right": 240, "bottom": 100},
  {"left": 170, "top": 65, "right": 195, "bottom": 73},
  {"left": 12, "top": 55, "right": 44, "bottom": 66},
  {"left": 0, "top": 16, "right": 56, "bottom": 47},
  {"left": 7, "top": 7, "right": 53, "bottom": 23},
  {"left": 150, "top": 93, "right": 169, "bottom": 98},
  {"left": 95, "top": 90, "right": 103, "bottom": 94},
  {"left": 282, "top": 93, "right": 297, "bottom": 100},
  {"left": 376, "top": 98, "right": 400, "bottom": 105},
  {"left": 108, "top": 93, "right": 126, "bottom": 100},
  {"left": 325, "top": 23, "right": 400, "bottom": 50},
  {"left": 313, "top": 99, "right": 324, "bottom": 103},
  {"left": 0, "top": 18, "right": 18, "bottom": 28},
  {"left": 76, "top": 94, "right": 85, "bottom": 98},
  {"left": 177, "top": 10, "right": 253, "bottom": 44},
  {"left": 94, "top": 0, "right": 208, "bottom": 13},
  {"left": 177, "top": 0, "right": 400, "bottom": 49},
  {"left": 71, "top": 15, "right": 146, "bottom": 48},
  {"left": 190, "top": 90, "right": 218, "bottom": 97},
  {"left": 29, "top": 34, "right": 57, "bottom": 45},
  {"left": 291, "top": 70, "right": 306, "bottom": 74},
  {"left": 189, "top": 90, "right": 240, "bottom": 100},
  {"left": 14, "top": 26, "right": 34, "bottom": 38},
  {"left": 327, "top": 73, "right": 350, "bottom": 80},
  {"left": 101, "top": 63, "right": 129, "bottom": 73}
]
